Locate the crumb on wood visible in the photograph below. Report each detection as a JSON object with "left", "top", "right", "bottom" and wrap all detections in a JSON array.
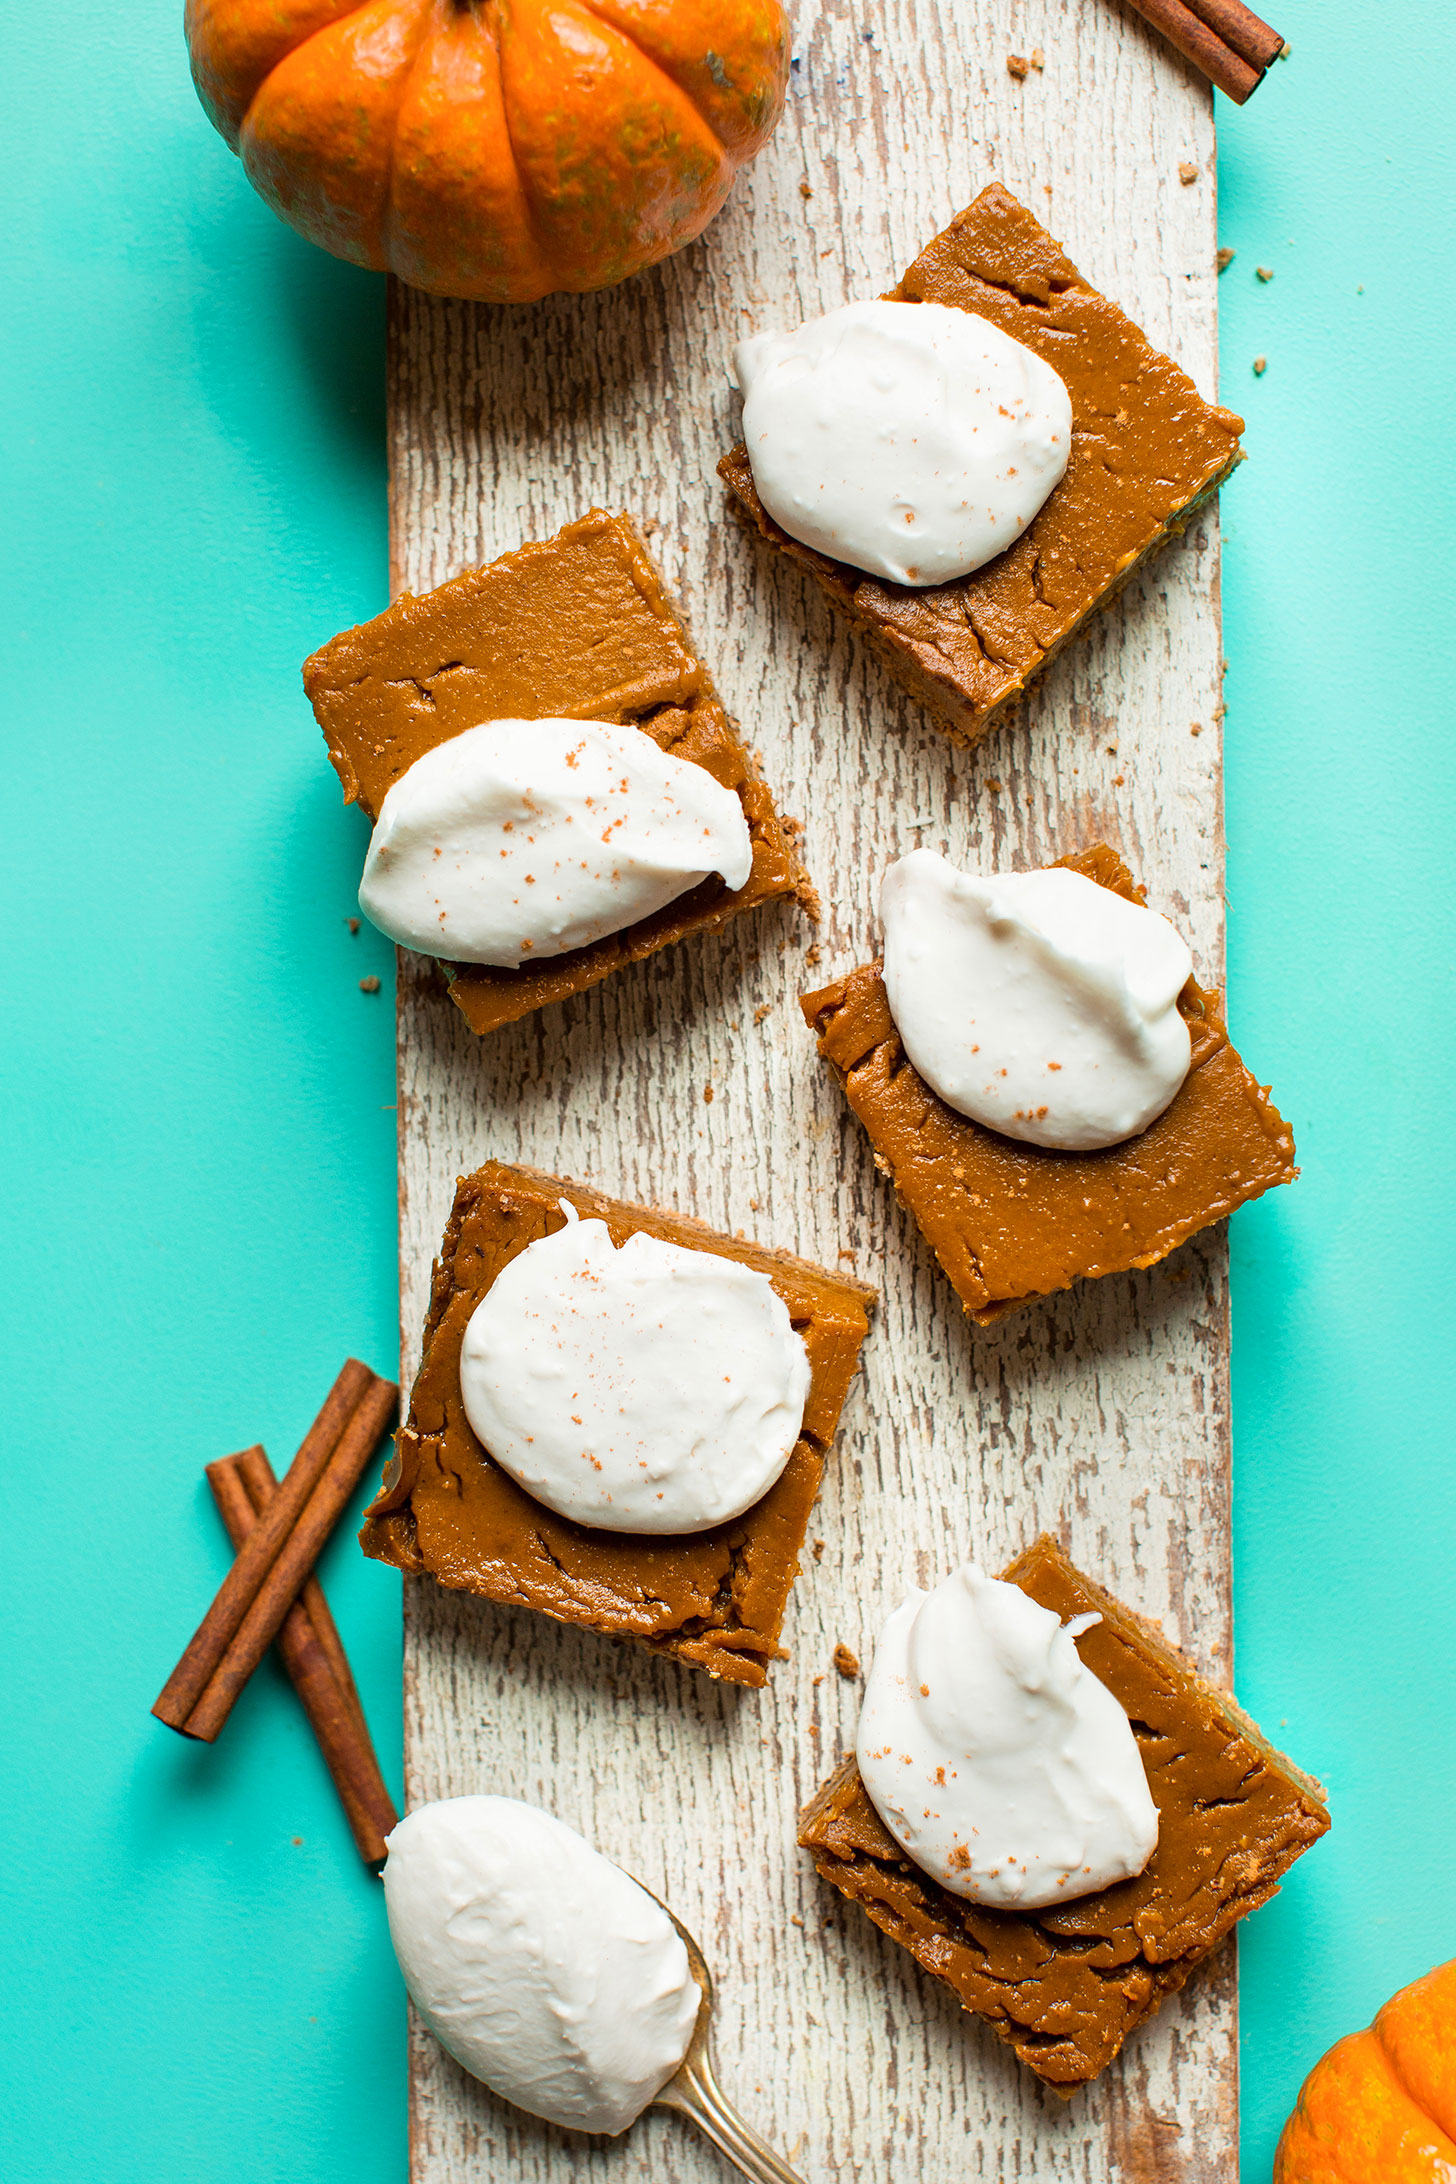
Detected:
[
  {"left": 985, "top": 778, "right": 1003, "bottom": 794},
  {"left": 1253, "top": 354, "right": 1267, "bottom": 375},
  {"left": 811, "top": 1538, "right": 825, "bottom": 1561},
  {"left": 1106, "top": 742, "right": 1118, "bottom": 755},
  {"left": 1256, "top": 265, "right": 1274, "bottom": 282},
  {"left": 811, "top": 1673, "right": 824, "bottom": 1686},
  {"left": 833, "top": 1642, "right": 861, "bottom": 1678},
  {"left": 1216, "top": 247, "right": 1236, "bottom": 272},
  {"left": 1179, "top": 161, "right": 1199, "bottom": 185},
  {"left": 1190, "top": 721, "right": 1203, "bottom": 736},
  {"left": 703, "top": 1082, "right": 714, "bottom": 1103},
  {"left": 754, "top": 1002, "right": 773, "bottom": 1024},
  {"left": 1112, "top": 773, "right": 1125, "bottom": 787},
  {"left": 749, "top": 1197, "right": 760, "bottom": 1211},
  {"left": 1032, "top": 46, "right": 1044, "bottom": 67},
  {"left": 799, "top": 180, "right": 813, "bottom": 199},
  {"left": 359, "top": 975, "right": 381, "bottom": 993},
  {"left": 790, "top": 1913, "right": 804, "bottom": 1927},
  {"left": 347, "top": 917, "right": 360, "bottom": 934},
  {"left": 803, "top": 943, "right": 821, "bottom": 968},
  {"left": 838, "top": 1247, "right": 856, "bottom": 1261},
  {"left": 1006, "top": 52, "right": 1030, "bottom": 78}
]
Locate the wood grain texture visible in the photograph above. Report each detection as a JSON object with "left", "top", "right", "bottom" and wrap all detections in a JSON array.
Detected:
[{"left": 386, "top": 2, "right": 1239, "bottom": 2175}]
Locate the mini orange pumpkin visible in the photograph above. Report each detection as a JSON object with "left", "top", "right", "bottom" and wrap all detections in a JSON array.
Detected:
[
  {"left": 1275, "top": 1958, "right": 1456, "bottom": 2182},
  {"left": 184, "top": 0, "right": 789, "bottom": 301}
]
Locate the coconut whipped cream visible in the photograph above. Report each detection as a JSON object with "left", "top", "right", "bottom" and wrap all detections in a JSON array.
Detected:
[
  {"left": 856, "top": 1564, "right": 1159, "bottom": 1909},
  {"left": 458, "top": 1202, "right": 812, "bottom": 1533},
  {"left": 732, "top": 299, "right": 1072, "bottom": 587},
  {"left": 383, "top": 1796, "right": 699, "bottom": 2136},
  {"left": 880, "top": 851, "right": 1193, "bottom": 1150},
  {"left": 358, "top": 717, "right": 753, "bottom": 966}
]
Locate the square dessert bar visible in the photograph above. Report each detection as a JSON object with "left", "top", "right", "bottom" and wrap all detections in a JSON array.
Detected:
[
  {"left": 720, "top": 183, "right": 1244, "bottom": 748},
  {"left": 303, "top": 509, "right": 810, "bottom": 1035},
  {"left": 800, "top": 1534, "right": 1330, "bottom": 2093},
  {"left": 802, "top": 843, "right": 1295, "bottom": 1324},
  {"left": 360, "top": 1162, "right": 874, "bottom": 1687}
]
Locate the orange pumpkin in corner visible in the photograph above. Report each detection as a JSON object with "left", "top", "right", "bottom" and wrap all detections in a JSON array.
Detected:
[
  {"left": 1275, "top": 1958, "right": 1456, "bottom": 2182},
  {"left": 183, "top": 0, "right": 790, "bottom": 301}
]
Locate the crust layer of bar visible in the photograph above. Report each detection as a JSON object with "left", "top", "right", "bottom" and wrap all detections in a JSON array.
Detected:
[
  {"left": 303, "top": 510, "right": 809, "bottom": 1035},
  {"left": 801, "top": 843, "right": 1295, "bottom": 1322},
  {"left": 798, "top": 1535, "right": 1329, "bottom": 2091},
  {"left": 720, "top": 183, "right": 1244, "bottom": 748},
  {"left": 361, "top": 1162, "right": 874, "bottom": 1687}
]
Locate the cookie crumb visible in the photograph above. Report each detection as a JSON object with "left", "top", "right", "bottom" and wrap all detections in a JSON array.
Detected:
[
  {"left": 1190, "top": 721, "right": 1203, "bottom": 736},
  {"left": 838, "top": 1247, "right": 856, "bottom": 1261},
  {"left": 790, "top": 1914, "right": 804, "bottom": 1927},
  {"left": 1031, "top": 46, "right": 1044, "bottom": 68},
  {"left": 1111, "top": 774, "right": 1125, "bottom": 786},
  {"left": 749, "top": 1197, "right": 760, "bottom": 1211},
  {"left": 833, "top": 1643, "right": 861, "bottom": 1678},
  {"left": 799, "top": 180, "right": 813, "bottom": 199},
  {"left": 985, "top": 778, "right": 1003, "bottom": 794},
  {"left": 1256, "top": 265, "right": 1274, "bottom": 282},
  {"left": 346, "top": 917, "right": 360, "bottom": 934},
  {"left": 359, "top": 975, "right": 381, "bottom": 993},
  {"left": 1006, "top": 52, "right": 1031, "bottom": 78},
  {"left": 803, "top": 943, "right": 821, "bottom": 968},
  {"left": 753, "top": 1002, "right": 773, "bottom": 1024},
  {"left": 1216, "top": 247, "right": 1236, "bottom": 272},
  {"left": 1253, "top": 355, "right": 1267, "bottom": 375},
  {"left": 1178, "top": 161, "right": 1199, "bottom": 185},
  {"left": 811, "top": 1538, "right": 826, "bottom": 1562},
  {"left": 703, "top": 1082, "right": 714, "bottom": 1103},
  {"left": 1279, "top": 39, "right": 1292, "bottom": 57}
]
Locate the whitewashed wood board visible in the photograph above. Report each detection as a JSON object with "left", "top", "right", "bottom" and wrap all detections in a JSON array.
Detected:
[{"left": 388, "top": 2, "right": 1239, "bottom": 2177}]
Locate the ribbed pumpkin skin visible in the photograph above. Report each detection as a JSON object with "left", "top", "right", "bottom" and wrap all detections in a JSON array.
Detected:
[
  {"left": 1275, "top": 1959, "right": 1456, "bottom": 2183},
  {"left": 183, "top": 0, "right": 789, "bottom": 300}
]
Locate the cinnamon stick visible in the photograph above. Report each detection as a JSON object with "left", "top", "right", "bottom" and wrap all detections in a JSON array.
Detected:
[
  {"left": 209, "top": 1449, "right": 398, "bottom": 1867},
  {"left": 1121, "top": 0, "right": 1274, "bottom": 103},
  {"left": 233, "top": 1443, "right": 369, "bottom": 1743},
  {"left": 153, "top": 1359, "right": 398, "bottom": 1741},
  {"left": 183, "top": 1370, "right": 398, "bottom": 1742},
  {"left": 153, "top": 1358, "right": 376, "bottom": 1729},
  {"left": 1182, "top": 0, "right": 1284, "bottom": 76}
]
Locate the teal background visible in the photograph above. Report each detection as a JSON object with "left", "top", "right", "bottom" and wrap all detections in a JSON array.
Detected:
[{"left": 3, "top": 5, "right": 1451, "bottom": 2177}]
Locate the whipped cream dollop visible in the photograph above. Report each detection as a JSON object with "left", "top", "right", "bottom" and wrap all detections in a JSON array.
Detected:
[
  {"left": 458, "top": 1202, "right": 812, "bottom": 1533},
  {"left": 383, "top": 1796, "right": 699, "bottom": 2136},
  {"left": 733, "top": 299, "right": 1072, "bottom": 587},
  {"left": 358, "top": 718, "right": 753, "bottom": 966},
  {"left": 856, "top": 1565, "right": 1159, "bottom": 1909},
  {"left": 880, "top": 851, "right": 1193, "bottom": 1150}
]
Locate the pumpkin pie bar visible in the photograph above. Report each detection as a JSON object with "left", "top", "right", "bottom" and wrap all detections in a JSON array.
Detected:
[
  {"left": 303, "top": 510, "right": 810, "bottom": 1035},
  {"left": 799, "top": 1534, "right": 1329, "bottom": 2093},
  {"left": 360, "top": 1162, "right": 874, "bottom": 1686},
  {"left": 720, "top": 183, "right": 1243, "bottom": 748},
  {"left": 801, "top": 843, "right": 1295, "bottom": 1324}
]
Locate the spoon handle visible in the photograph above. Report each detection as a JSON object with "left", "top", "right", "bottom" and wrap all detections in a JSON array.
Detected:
[{"left": 655, "top": 2047, "right": 808, "bottom": 2184}]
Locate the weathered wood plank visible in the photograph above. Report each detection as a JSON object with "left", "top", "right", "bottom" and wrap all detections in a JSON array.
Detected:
[{"left": 389, "top": 3, "right": 1237, "bottom": 2175}]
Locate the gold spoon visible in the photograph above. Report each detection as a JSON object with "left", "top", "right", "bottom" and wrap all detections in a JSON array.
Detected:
[{"left": 648, "top": 1902, "right": 809, "bottom": 2184}]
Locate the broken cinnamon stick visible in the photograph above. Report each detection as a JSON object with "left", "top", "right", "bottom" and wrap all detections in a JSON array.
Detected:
[
  {"left": 153, "top": 1359, "right": 398, "bottom": 1742},
  {"left": 209, "top": 1448, "right": 398, "bottom": 1867},
  {"left": 1122, "top": 0, "right": 1280, "bottom": 102}
]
